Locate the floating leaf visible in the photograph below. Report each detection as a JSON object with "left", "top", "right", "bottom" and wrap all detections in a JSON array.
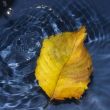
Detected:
[{"left": 35, "top": 26, "right": 93, "bottom": 100}]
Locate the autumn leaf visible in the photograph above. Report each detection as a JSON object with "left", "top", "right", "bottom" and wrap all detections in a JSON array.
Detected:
[{"left": 35, "top": 26, "right": 93, "bottom": 100}]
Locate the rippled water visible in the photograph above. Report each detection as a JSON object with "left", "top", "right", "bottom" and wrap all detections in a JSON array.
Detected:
[{"left": 0, "top": 0, "right": 110, "bottom": 110}]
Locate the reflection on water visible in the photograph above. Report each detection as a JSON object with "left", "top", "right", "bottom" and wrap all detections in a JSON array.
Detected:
[
  {"left": 0, "top": 0, "right": 14, "bottom": 17},
  {"left": 0, "top": 0, "right": 110, "bottom": 110}
]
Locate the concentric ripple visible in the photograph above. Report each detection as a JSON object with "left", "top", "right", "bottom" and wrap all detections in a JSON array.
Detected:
[{"left": 0, "top": 0, "right": 110, "bottom": 110}]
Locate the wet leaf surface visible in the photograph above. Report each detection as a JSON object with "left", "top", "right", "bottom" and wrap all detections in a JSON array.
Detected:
[{"left": 35, "top": 27, "right": 93, "bottom": 100}]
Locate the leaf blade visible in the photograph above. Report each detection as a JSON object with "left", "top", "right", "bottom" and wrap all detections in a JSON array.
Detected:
[{"left": 35, "top": 26, "right": 93, "bottom": 100}]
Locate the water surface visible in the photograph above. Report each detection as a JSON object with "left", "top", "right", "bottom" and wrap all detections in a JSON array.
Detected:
[{"left": 0, "top": 0, "right": 110, "bottom": 110}]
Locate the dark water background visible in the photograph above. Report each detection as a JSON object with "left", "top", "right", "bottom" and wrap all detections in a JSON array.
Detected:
[{"left": 0, "top": 0, "right": 110, "bottom": 110}]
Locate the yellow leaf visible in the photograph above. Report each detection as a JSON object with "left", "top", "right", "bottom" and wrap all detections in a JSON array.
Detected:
[{"left": 35, "top": 26, "right": 93, "bottom": 100}]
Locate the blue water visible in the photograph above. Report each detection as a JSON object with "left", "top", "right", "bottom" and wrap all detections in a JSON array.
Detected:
[{"left": 0, "top": 0, "right": 110, "bottom": 110}]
